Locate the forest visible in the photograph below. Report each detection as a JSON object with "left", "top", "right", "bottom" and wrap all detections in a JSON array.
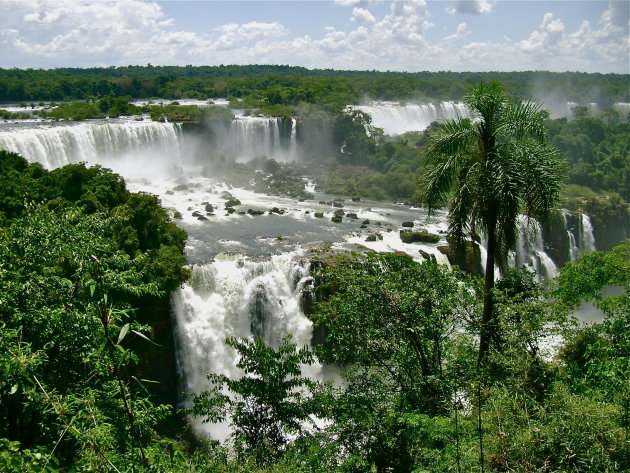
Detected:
[
  {"left": 1, "top": 66, "right": 629, "bottom": 106},
  {"left": 0, "top": 74, "right": 629, "bottom": 472}
]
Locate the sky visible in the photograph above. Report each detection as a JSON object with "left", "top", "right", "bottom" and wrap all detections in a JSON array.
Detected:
[{"left": 0, "top": 0, "right": 628, "bottom": 73}]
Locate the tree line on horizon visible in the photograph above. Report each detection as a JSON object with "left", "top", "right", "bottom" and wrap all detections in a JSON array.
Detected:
[{"left": 1, "top": 65, "right": 628, "bottom": 106}]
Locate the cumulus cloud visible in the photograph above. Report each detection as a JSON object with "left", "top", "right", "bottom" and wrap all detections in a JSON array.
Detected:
[
  {"left": 446, "top": 0, "right": 495, "bottom": 15},
  {"left": 0, "top": 0, "right": 626, "bottom": 73},
  {"left": 444, "top": 23, "right": 470, "bottom": 41},
  {"left": 351, "top": 7, "right": 376, "bottom": 24}
]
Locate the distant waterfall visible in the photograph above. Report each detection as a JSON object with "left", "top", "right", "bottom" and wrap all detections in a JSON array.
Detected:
[
  {"left": 0, "top": 120, "right": 182, "bottom": 170},
  {"left": 170, "top": 252, "right": 317, "bottom": 438},
  {"left": 512, "top": 215, "right": 559, "bottom": 279},
  {"left": 227, "top": 117, "right": 297, "bottom": 162},
  {"left": 578, "top": 213, "right": 596, "bottom": 252},
  {"left": 349, "top": 101, "right": 470, "bottom": 135},
  {"left": 562, "top": 210, "right": 579, "bottom": 261}
]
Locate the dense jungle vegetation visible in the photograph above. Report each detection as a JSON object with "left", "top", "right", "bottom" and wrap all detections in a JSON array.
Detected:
[
  {"left": 0, "top": 73, "right": 629, "bottom": 472},
  {"left": 1, "top": 66, "right": 628, "bottom": 105}
]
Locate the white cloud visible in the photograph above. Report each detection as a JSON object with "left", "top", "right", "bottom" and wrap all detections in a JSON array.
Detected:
[
  {"left": 0, "top": 0, "right": 626, "bottom": 73},
  {"left": 446, "top": 0, "right": 495, "bottom": 16},
  {"left": 444, "top": 22, "right": 470, "bottom": 41},
  {"left": 351, "top": 7, "right": 376, "bottom": 24}
]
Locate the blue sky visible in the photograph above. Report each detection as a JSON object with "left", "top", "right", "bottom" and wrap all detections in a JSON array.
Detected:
[{"left": 0, "top": 0, "right": 628, "bottom": 72}]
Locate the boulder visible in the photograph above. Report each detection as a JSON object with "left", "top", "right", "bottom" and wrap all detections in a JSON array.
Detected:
[
  {"left": 224, "top": 199, "right": 241, "bottom": 208},
  {"left": 362, "top": 219, "right": 370, "bottom": 224},
  {"left": 365, "top": 233, "right": 383, "bottom": 242},
  {"left": 205, "top": 203, "right": 214, "bottom": 212},
  {"left": 346, "top": 213, "right": 358, "bottom": 219},
  {"left": 402, "top": 221, "right": 414, "bottom": 227},
  {"left": 399, "top": 230, "right": 440, "bottom": 244},
  {"left": 419, "top": 249, "right": 437, "bottom": 264},
  {"left": 437, "top": 240, "right": 483, "bottom": 275},
  {"left": 314, "top": 212, "right": 324, "bottom": 218},
  {"left": 331, "top": 216, "right": 343, "bottom": 223},
  {"left": 333, "top": 209, "right": 345, "bottom": 218}
]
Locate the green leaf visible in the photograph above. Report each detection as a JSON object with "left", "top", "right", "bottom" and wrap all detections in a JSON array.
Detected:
[
  {"left": 132, "top": 329, "right": 159, "bottom": 346},
  {"left": 117, "top": 323, "right": 130, "bottom": 344},
  {"left": 10, "top": 384, "right": 18, "bottom": 394}
]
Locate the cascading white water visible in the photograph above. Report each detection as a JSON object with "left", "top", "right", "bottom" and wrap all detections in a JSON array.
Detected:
[
  {"left": 562, "top": 209, "right": 579, "bottom": 261},
  {"left": 226, "top": 116, "right": 297, "bottom": 162},
  {"left": 349, "top": 101, "right": 469, "bottom": 135},
  {"left": 170, "top": 252, "right": 317, "bottom": 439},
  {"left": 0, "top": 120, "right": 182, "bottom": 171},
  {"left": 578, "top": 213, "right": 596, "bottom": 252},
  {"left": 513, "top": 215, "right": 559, "bottom": 279},
  {"left": 614, "top": 102, "right": 630, "bottom": 121}
]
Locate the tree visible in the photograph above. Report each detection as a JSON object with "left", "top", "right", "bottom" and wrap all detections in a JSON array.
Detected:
[
  {"left": 418, "top": 81, "right": 565, "bottom": 363},
  {"left": 190, "top": 336, "right": 326, "bottom": 464}
]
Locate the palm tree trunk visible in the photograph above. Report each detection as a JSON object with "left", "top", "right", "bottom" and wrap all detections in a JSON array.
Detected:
[{"left": 478, "top": 216, "right": 496, "bottom": 365}]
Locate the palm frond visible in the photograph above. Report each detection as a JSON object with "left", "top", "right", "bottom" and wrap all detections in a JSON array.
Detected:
[
  {"left": 418, "top": 153, "right": 462, "bottom": 215},
  {"left": 498, "top": 101, "right": 547, "bottom": 142},
  {"left": 516, "top": 143, "right": 567, "bottom": 219},
  {"left": 427, "top": 119, "right": 476, "bottom": 158}
]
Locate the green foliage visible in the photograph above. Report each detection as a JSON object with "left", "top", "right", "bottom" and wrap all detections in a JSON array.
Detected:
[
  {"left": 417, "top": 81, "right": 566, "bottom": 363},
  {"left": 190, "top": 336, "right": 327, "bottom": 464},
  {"left": 549, "top": 116, "right": 630, "bottom": 200},
  {"left": 149, "top": 103, "right": 234, "bottom": 123},
  {"left": 0, "top": 150, "right": 188, "bottom": 471},
  {"left": 312, "top": 253, "right": 477, "bottom": 413}
]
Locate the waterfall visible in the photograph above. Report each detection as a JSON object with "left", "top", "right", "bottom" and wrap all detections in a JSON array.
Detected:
[
  {"left": 614, "top": 102, "right": 630, "bottom": 121},
  {"left": 170, "top": 252, "right": 317, "bottom": 438},
  {"left": 513, "top": 215, "right": 559, "bottom": 279},
  {"left": 0, "top": 120, "right": 183, "bottom": 175},
  {"left": 227, "top": 117, "right": 296, "bottom": 162},
  {"left": 578, "top": 213, "right": 596, "bottom": 252},
  {"left": 562, "top": 209, "right": 579, "bottom": 261},
  {"left": 349, "top": 101, "right": 469, "bottom": 135}
]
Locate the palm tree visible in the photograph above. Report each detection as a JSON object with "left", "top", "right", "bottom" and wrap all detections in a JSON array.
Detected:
[{"left": 418, "top": 81, "right": 565, "bottom": 363}]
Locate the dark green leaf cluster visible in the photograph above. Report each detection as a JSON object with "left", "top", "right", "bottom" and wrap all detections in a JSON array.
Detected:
[{"left": 0, "top": 150, "right": 189, "bottom": 470}]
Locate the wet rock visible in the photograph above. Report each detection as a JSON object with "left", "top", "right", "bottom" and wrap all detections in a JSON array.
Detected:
[
  {"left": 402, "top": 221, "right": 414, "bottom": 228},
  {"left": 224, "top": 199, "right": 241, "bottom": 208},
  {"left": 352, "top": 197, "right": 361, "bottom": 202},
  {"left": 419, "top": 249, "right": 437, "bottom": 264},
  {"left": 205, "top": 203, "right": 214, "bottom": 212},
  {"left": 247, "top": 209, "right": 264, "bottom": 216},
  {"left": 314, "top": 212, "right": 324, "bottom": 218},
  {"left": 196, "top": 215, "right": 208, "bottom": 221},
  {"left": 173, "top": 211, "right": 182, "bottom": 220},
  {"left": 365, "top": 233, "right": 383, "bottom": 242},
  {"left": 399, "top": 230, "right": 440, "bottom": 244},
  {"left": 331, "top": 216, "right": 343, "bottom": 223},
  {"left": 346, "top": 213, "right": 358, "bottom": 219},
  {"left": 332, "top": 202, "right": 344, "bottom": 208},
  {"left": 333, "top": 209, "right": 345, "bottom": 218},
  {"left": 166, "top": 190, "right": 174, "bottom": 195}
]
